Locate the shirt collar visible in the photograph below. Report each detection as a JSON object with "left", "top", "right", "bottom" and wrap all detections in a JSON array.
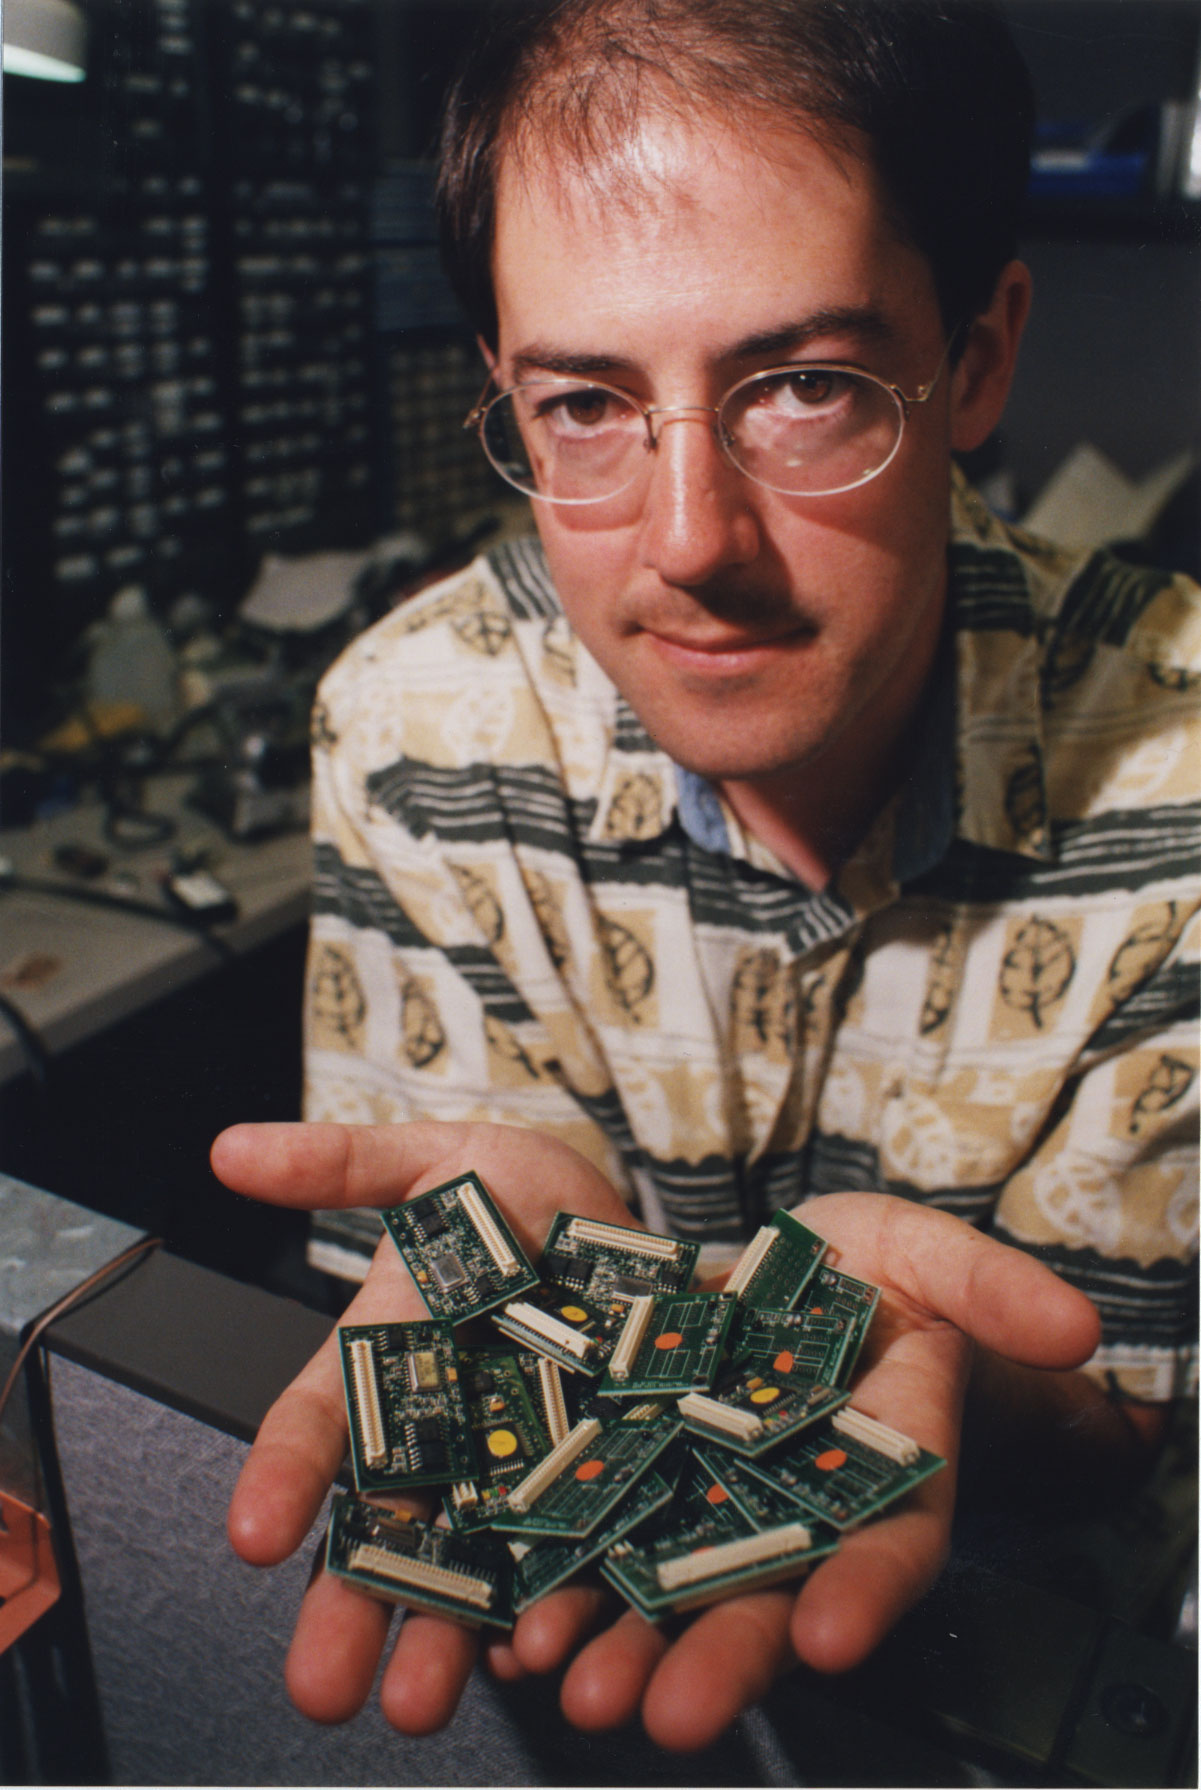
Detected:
[{"left": 586, "top": 469, "right": 1051, "bottom": 867}]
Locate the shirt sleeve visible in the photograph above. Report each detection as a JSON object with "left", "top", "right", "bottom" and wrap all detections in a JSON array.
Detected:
[
  {"left": 302, "top": 645, "right": 634, "bottom": 1198},
  {"left": 990, "top": 908, "right": 1199, "bottom": 1403}
]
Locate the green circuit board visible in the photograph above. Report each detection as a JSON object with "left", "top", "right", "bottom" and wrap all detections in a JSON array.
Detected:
[
  {"left": 691, "top": 1443, "right": 827, "bottom": 1531},
  {"left": 508, "top": 1464, "right": 677, "bottom": 1613},
  {"left": 721, "top": 1209, "right": 827, "bottom": 1309},
  {"left": 598, "top": 1291, "right": 737, "bottom": 1397},
  {"left": 446, "top": 1344, "right": 552, "bottom": 1532},
  {"left": 538, "top": 1213, "right": 700, "bottom": 1300},
  {"left": 325, "top": 1491, "right": 514, "bottom": 1628},
  {"left": 599, "top": 1451, "right": 834, "bottom": 1617},
  {"left": 490, "top": 1400, "right": 681, "bottom": 1540},
  {"left": 727, "top": 1302, "right": 855, "bottom": 1389},
  {"left": 338, "top": 1320, "right": 476, "bottom": 1493},
  {"left": 493, "top": 1212, "right": 703, "bottom": 1377},
  {"left": 382, "top": 1172, "right": 539, "bottom": 1323},
  {"left": 677, "top": 1364, "right": 848, "bottom": 1458},
  {"left": 796, "top": 1265, "right": 880, "bottom": 1385},
  {"left": 740, "top": 1406, "right": 945, "bottom": 1529}
]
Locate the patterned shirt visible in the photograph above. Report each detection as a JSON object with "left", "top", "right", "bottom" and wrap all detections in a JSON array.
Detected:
[{"left": 305, "top": 472, "right": 1200, "bottom": 1402}]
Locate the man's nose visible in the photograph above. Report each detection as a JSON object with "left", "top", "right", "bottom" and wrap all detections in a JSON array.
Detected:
[{"left": 638, "top": 412, "right": 760, "bottom": 586}]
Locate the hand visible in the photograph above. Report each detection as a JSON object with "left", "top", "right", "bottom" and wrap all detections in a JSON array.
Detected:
[{"left": 212, "top": 1122, "right": 1101, "bottom": 1752}]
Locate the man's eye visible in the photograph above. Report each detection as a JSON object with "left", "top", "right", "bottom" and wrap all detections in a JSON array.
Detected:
[
  {"left": 787, "top": 370, "right": 837, "bottom": 404},
  {"left": 538, "top": 388, "right": 618, "bottom": 430}
]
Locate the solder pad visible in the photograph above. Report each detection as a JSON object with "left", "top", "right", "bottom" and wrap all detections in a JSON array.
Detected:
[
  {"left": 489, "top": 1400, "right": 681, "bottom": 1540},
  {"left": 722, "top": 1209, "right": 827, "bottom": 1310},
  {"left": 446, "top": 1344, "right": 552, "bottom": 1532},
  {"left": 339, "top": 1320, "right": 477, "bottom": 1493},
  {"left": 597, "top": 1291, "right": 737, "bottom": 1397},
  {"left": 382, "top": 1171, "right": 538, "bottom": 1323},
  {"left": 325, "top": 1492, "right": 514, "bottom": 1629},
  {"left": 739, "top": 1407, "right": 945, "bottom": 1529}
]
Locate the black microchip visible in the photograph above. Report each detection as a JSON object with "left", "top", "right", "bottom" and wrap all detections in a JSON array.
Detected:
[
  {"left": 413, "top": 1417, "right": 442, "bottom": 1444},
  {"left": 418, "top": 1203, "right": 448, "bottom": 1239},
  {"left": 610, "top": 1273, "right": 652, "bottom": 1298},
  {"left": 415, "top": 1440, "right": 448, "bottom": 1473},
  {"left": 468, "top": 1370, "right": 496, "bottom": 1395},
  {"left": 540, "top": 1250, "right": 582, "bottom": 1286}
]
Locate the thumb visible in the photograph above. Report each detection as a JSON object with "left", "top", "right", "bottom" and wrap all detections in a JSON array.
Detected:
[{"left": 797, "top": 1192, "right": 1101, "bottom": 1371}]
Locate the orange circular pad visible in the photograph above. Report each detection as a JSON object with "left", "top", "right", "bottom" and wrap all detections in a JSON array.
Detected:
[
  {"left": 575, "top": 1459, "right": 606, "bottom": 1481},
  {"left": 653, "top": 1331, "right": 684, "bottom": 1349},
  {"left": 815, "top": 1448, "right": 848, "bottom": 1471}
]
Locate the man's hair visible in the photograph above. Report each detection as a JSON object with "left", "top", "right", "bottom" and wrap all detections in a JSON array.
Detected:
[{"left": 436, "top": 0, "right": 1034, "bottom": 349}]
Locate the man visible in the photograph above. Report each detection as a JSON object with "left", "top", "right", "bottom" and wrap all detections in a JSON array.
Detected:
[{"left": 212, "top": 0, "right": 1199, "bottom": 1755}]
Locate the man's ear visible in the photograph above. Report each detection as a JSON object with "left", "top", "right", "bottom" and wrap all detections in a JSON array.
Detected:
[
  {"left": 478, "top": 335, "right": 499, "bottom": 377},
  {"left": 950, "top": 260, "right": 1032, "bottom": 453}
]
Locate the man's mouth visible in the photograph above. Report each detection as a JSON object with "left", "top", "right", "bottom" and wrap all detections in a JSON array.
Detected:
[{"left": 640, "top": 619, "right": 815, "bottom": 665}]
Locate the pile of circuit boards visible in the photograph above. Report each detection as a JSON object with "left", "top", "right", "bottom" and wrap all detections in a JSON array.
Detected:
[{"left": 325, "top": 1172, "right": 944, "bottom": 1629}]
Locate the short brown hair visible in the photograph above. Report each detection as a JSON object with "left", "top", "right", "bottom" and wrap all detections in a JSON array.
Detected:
[{"left": 436, "top": 0, "right": 1034, "bottom": 348}]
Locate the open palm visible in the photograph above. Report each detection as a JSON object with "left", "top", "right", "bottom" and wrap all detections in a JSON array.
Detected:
[{"left": 213, "top": 1120, "right": 1100, "bottom": 1752}]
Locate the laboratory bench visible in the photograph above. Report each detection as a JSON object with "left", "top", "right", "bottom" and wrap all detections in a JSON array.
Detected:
[{"left": 0, "top": 772, "right": 338, "bottom": 1308}]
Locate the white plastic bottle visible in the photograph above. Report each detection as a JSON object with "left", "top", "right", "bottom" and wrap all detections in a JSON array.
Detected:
[{"left": 86, "top": 586, "right": 178, "bottom": 733}]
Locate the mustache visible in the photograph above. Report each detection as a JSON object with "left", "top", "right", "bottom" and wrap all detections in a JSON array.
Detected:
[{"left": 625, "top": 582, "right": 818, "bottom": 636}]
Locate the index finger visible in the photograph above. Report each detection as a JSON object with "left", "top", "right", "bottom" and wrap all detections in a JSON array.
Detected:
[{"left": 227, "top": 1241, "right": 422, "bottom": 1567}]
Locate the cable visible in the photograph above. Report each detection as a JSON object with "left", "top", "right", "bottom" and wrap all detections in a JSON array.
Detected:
[
  {"left": 0, "top": 876, "right": 235, "bottom": 961},
  {"left": 0, "top": 1235, "right": 163, "bottom": 1434}
]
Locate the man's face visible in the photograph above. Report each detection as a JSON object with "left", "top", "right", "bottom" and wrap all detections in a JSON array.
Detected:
[{"left": 490, "top": 112, "right": 958, "bottom": 796}]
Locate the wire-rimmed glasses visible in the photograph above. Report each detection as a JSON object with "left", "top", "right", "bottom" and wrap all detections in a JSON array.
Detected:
[{"left": 465, "top": 344, "right": 955, "bottom": 505}]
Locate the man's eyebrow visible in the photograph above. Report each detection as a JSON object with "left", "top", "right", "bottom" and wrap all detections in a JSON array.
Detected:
[
  {"left": 509, "top": 347, "right": 633, "bottom": 381},
  {"left": 507, "top": 309, "right": 897, "bottom": 383},
  {"left": 729, "top": 307, "right": 897, "bottom": 361}
]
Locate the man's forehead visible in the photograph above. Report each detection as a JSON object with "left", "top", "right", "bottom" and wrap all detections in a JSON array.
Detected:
[{"left": 495, "top": 99, "right": 871, "bottom": 229}]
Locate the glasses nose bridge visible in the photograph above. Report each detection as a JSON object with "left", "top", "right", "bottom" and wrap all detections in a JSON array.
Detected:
[{"left": 640, "top": 401, "right": 721, "bottom": 451}]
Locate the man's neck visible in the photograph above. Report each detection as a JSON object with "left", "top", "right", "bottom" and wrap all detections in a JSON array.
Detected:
[
  {"left": 718, "top": 748, "right": 903, "bottom": 889},
  {"left": 717, "top": 633, "right": 950, "bottom": 890}
]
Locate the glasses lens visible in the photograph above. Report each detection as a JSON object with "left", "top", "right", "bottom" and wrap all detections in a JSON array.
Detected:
[
  {"left": 721, "top": 368, "right": 904, "bottom": 495},
  {"left": 480, "top": 383, "right": 645, "bottom": 502}
]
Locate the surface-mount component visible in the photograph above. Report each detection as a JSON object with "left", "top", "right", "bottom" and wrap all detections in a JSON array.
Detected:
[
  {"left": 325, "top": 1492, "right": 514, "bottom": 1628},
  {"left": 447, "top": 1344, "right": 553, "bottom": 1532},
  {"left": 382, "top": 1172, "right": 538, "bottom": 1323},
  {"left": 338, "top": 1320, "right": 476, "bottom": 1493}
]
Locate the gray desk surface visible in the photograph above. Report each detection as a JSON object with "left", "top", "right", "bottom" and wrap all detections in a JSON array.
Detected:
[{"left": 0, "top": 772, "right": 311, "bottom": 1086}]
